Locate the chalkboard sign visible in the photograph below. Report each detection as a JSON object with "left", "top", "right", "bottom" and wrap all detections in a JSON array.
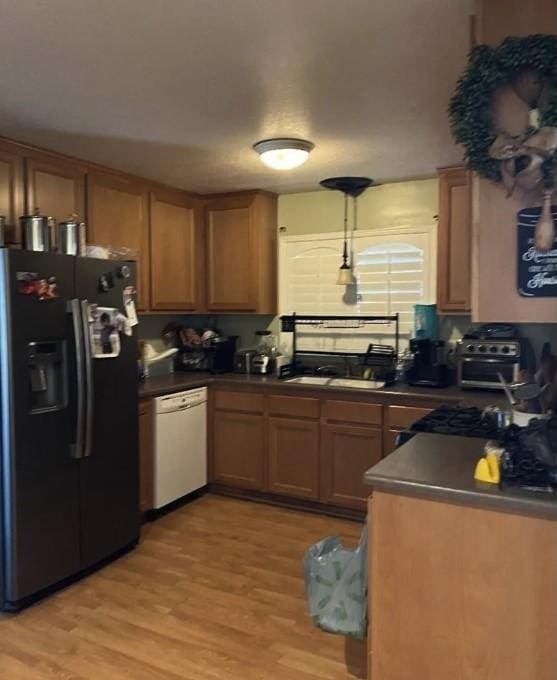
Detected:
[{"left": 517, "top": 206, "right": 557, "bottom": 298}]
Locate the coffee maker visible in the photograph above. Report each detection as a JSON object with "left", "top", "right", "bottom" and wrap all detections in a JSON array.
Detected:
[{"left": 406, "top": 339, "right": 451, "bottom": 388}]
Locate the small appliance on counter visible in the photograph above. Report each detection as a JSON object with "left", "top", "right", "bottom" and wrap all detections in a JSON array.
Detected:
[
  {"left": 456, "top": 339, "right": 521, "bottom": 390},
  {"left": 251, "top": 330, "right": 280, "bottom": 375},
  {"left": 455, "top": 324, "right": 530, "bottom": 390},
  {"left": 206, "top": 335, "right": 237, "bottom": 374},
  {"left": 414, "top": 304, "right": 437, "bottom": 340},
  {"left": 233, "top": 348, "right": 257, "bottom": 374},
  {"left": 405, "top": 338, "right": 451, "bottom": 388}
]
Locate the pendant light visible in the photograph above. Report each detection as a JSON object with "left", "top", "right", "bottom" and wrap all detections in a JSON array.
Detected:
[{"left": 319, "top": 177, "right": 374, "bottom": 285}]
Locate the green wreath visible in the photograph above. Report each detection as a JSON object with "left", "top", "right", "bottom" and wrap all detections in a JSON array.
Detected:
[{"left": 449, "top": 34, "right": 557, "bottom": 182}]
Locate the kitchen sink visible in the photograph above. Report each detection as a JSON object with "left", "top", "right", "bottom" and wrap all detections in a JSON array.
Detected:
[
  {"left": 284, "top": 376, "right": 385, "bottom": 390},
  {"left": 284, "top": 376, "right": 332, "bottom": 386}
]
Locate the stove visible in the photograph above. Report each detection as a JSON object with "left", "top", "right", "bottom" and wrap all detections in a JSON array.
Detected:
[{"left": 397, "top": 405, "right": 503, "bottom": 447}]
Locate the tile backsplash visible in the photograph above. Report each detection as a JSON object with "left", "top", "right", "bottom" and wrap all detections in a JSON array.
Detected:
[{"left": 139, "top": 312, "right": 557, "bottom": 371}]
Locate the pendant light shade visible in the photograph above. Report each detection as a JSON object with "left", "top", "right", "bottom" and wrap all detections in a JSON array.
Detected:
[
  {"left": 320, "top": 177, "right": 374, "bottom": 285},
  {"left": 336, "top": 264, "right": 355, "bottom": 285}
]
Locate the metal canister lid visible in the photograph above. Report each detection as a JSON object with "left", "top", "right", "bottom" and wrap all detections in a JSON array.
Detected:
[{"left": 59, "top": 213, "right": 80, "bottom": 227}]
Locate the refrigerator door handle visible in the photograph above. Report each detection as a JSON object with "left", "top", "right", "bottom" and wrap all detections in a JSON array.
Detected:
[
  {"left": 68, "top": 299, "right": 85, "bottom": 459},
  {"left": 80, "top": 299, "right": 94, "bottom": 458}
]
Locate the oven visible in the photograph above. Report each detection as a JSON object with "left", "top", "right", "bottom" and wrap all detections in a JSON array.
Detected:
[{"left": 456, "top": 340, "right": 521, "bottom": 390}]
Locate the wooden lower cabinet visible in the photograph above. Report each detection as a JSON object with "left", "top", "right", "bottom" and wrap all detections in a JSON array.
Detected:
[
  {"left": 267, "top": 417, "right": 320, "bottom": 500},
  {"left": 321, "top": 423, "right": 382, "bottom": 509},
  {"left": 213, "top": 410, "right": 264, "bottom": 490},
  {"left": 138, "top": 399, "right": 154, "bottom": 514},
  {"left": 210, "top": 390, "right": 442, "bottom": 513},
  {"left": 383, "top": 428, "right": 401, "bottom": 457}
]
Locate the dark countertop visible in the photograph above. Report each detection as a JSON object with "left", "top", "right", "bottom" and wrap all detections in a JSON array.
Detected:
[
  {"left": 139, "top": 371, "right": 508, "bottom": 409},
  {"left": 364, "top": 432, "right": 557, "bottom": 520}
]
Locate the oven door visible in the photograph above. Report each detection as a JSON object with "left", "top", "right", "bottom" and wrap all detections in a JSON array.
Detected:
[{"left": 458, "top": 357, "right": 520, "bottom": 389}]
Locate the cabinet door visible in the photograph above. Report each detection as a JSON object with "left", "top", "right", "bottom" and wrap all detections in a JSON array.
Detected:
[
  {"left": 321, "top": 424, "right": 382, "bottom": 509},
  {"left": 138, "top": 399, "right": 154, "bottom": 514},
  {"left": 0, "top": 141, "right": 24, "bottom": 243},
  {"left": 205, "top": 195, "right": 257, "bottom": 311},
  {"left": 437, "top": 167, "right": 471, "bottom": 313},
  {"left": 267, "top": 417, "right": 320, "bottom": 500},
  {"left": 25, "top": 156, "right": 86, "bottom": 223},
  {"left": 150, "top": 189, "right": 203, "bottom": 311},
  {"left": 383, "top": 429, "right": 401, "bottom": 457},
  {"left": 213, "top": 411, "right": 264, "bottom": 490},
  {"left": 87, "top": 173, "right": 150, "bottom": 310}
]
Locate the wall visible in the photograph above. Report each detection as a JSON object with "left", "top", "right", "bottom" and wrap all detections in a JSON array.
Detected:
[
  {"left": 471, "top": 0, "right": 557, "bottom": 322},
  {"left": 278, "top": 179, "right": 438, "bottom": 235}
]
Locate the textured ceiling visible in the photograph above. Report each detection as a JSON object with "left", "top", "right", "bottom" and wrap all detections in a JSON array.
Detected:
[{"left": 0, "top": 0, "right": 471, "bottom": 194}]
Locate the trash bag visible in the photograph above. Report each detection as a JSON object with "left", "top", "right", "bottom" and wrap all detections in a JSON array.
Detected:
[{"left": 303, "top": 526, "right": 367, "bottom": 639}]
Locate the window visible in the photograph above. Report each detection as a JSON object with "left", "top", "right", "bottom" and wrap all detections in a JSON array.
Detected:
[{"left": 279, "top": 226, "right": 436, "bottom": 351}]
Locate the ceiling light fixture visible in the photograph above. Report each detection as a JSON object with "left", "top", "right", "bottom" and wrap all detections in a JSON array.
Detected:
[
  {"left": 253, "top": 138, "right": 314, "bottom": 170},
  {"left": 320, "top": 177, "right": 374, "bottom": 285}
]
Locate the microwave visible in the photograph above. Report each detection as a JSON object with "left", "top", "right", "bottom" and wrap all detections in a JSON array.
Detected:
[{"left": 456, "top": 340, "right": 521, "bottom": 390}]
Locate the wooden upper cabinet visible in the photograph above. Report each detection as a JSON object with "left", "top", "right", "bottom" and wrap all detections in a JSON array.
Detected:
[
  {"left": 87, "top": 172, "right": 150, "bottom": 310},
  {"left": 25, "top": 155, "right": 86, "bottom": 225},
  {"left": 150, "top": 189, "right": 203, "bottom": 311},
  {"left": 437, "top": 167, "right": 471, "bottom": 313},
  {"left": 321, "top": 423, "right": 381, "bottom": 510},
  {"left": 204, "top": 191, "right": 277, "bottom": 313},
  {"left": 0, "top": 140, "right": 24, "bottom": 243}
]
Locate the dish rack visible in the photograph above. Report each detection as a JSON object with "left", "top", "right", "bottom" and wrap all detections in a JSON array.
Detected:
[{"left": 279, "top": 313, "right": 399, "bottom": 383}]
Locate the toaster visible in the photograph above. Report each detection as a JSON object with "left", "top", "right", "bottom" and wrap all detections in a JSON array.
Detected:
[{"left": 233, "top": 349, "right": 256, "bottom": 374}]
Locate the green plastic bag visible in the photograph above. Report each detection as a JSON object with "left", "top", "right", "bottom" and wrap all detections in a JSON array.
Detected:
[{"left": 303, "top": 527, "right": 367, "bottom": 639}]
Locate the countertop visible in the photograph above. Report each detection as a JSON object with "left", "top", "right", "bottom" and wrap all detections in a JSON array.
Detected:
[
  {"left": 364, "top": 432, "right": 557, "bottom": 519},
  {"left": 139, "top": 371, "right": 508, "bottom": 409}
]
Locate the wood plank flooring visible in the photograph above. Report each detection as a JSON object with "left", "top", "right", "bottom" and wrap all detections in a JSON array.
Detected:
[{"left": 0, "top": 494, "right": 366, "bottom": 679}]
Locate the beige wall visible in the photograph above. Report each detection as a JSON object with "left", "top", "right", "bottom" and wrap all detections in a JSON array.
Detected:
[{"left": 278, "top": 178, "right": 438, "bottom": 235}]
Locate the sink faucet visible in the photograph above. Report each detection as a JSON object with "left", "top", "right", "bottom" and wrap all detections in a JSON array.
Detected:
[
  {"left": 315, "top": 357, "right": 352, "bottom": 379},
  {"left": 315, "top": 364, "right": 340, "bottom": 376}
]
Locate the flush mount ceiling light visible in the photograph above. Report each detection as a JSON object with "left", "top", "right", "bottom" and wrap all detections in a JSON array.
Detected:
[
  {"left": 253, "top": 138, "right": 314, "bottom": 170},
  {"left": 320, "top": 177, "right": 375, "bottom": 285}
]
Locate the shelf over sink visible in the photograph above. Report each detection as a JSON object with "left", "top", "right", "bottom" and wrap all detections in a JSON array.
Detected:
[{"left": 284, "top": 376, "right": 385, "bottom": 390}]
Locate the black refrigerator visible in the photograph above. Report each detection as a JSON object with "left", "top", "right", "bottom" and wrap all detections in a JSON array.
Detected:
[{"left": 0, "top": 249, "right": 139, "bottom": 611}]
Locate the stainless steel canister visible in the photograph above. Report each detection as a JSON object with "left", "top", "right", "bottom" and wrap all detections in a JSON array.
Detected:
[
  {"left": 21, "top": 210, "right": 49, "bottom": 251},
  {"left": 0, "top": 216, "right": 6, "bottom": 247},
  {"left": 58, "top": 216, "right": 87, "bottom": 256},
  {"left": 58, "top": 215, "right": 81, "bottom": 255}
]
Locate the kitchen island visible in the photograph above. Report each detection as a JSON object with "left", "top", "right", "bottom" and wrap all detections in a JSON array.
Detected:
[{"left": 364, "top": 433, "right": 557, "bottom": 680}]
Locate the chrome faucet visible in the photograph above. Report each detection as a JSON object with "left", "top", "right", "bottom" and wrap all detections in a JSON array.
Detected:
[
  {"left": 315, "top": 364, "right": 340, "bottom": 376},
  {"left": 315, "top": 357, "right": 352, "bottom": 379}
]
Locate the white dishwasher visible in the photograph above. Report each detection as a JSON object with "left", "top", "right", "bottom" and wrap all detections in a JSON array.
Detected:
[{"left": 153, "top": 387, "right": 207, "bottom": 510}]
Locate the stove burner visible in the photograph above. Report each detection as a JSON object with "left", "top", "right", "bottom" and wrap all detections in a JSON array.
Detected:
[{"left": 410, "top": 406, "right": 502, "bottom": 440}]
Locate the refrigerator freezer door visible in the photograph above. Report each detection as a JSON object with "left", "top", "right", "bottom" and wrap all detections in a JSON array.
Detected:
[
  {"left": 75, "top": 257, "right": 139, "bottom": 568},
  {"left": 0, "top": 250, "right": 80, "bottom": 606}
]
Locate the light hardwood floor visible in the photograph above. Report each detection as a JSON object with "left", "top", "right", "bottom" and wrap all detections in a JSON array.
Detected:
[{"left": 0, "top": 494, "right": 366, "bottom": 679}]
